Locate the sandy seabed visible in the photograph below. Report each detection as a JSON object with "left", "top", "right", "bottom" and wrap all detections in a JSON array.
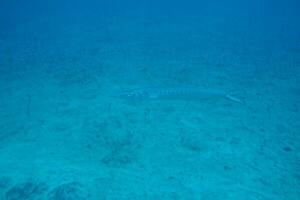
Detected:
[{"left": 0, "top": 15, "right": 299, "bottom": 199}]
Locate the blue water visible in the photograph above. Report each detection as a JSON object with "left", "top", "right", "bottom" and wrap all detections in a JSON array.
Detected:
[{"left": 0, "top": 0, "right": 299, "bottom": 199}]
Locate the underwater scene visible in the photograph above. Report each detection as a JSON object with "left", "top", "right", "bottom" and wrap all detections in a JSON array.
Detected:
[{"left": 0, "top": 0, "right": 299, "bottom": 199}]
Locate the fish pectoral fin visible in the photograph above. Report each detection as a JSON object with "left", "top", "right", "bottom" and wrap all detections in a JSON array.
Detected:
[{"left": 225, "top": 94, "right": 242, "bottom": 103}]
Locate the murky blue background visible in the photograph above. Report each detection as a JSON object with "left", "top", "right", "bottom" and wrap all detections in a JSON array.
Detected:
[{"left": 0, "top": 0, "right": 299, "bottom": 199}]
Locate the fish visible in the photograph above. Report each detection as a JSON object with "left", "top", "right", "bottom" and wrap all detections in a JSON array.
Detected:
[{"left": 118, "top": 87, "right": 242, "bottom": 103}]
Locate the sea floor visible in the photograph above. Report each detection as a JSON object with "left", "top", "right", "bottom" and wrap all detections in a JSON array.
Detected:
[{"left": 0, "top": 15, "right": 299, "bottom": 199}]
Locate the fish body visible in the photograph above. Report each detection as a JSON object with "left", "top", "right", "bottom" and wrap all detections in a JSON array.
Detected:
[{"left": 119, "top": 87, "right": 242, "bottom": 103}]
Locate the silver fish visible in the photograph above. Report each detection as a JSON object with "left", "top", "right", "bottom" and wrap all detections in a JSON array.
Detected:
[{"left": 119, "top": 87, "right": 242, "bottom": 103}]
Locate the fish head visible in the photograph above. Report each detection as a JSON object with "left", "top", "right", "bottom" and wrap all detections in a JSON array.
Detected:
[{"left": 118, "top": 89, "right": 149, "bottom": 100}]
